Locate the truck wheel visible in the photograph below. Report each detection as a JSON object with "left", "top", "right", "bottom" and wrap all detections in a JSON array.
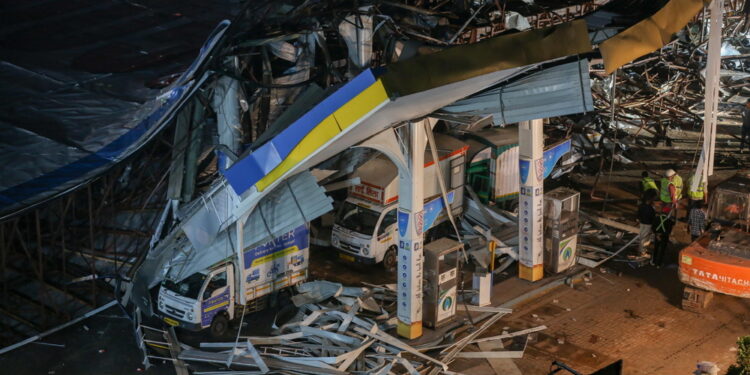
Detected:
[
  {"left": 210, "top": 313, "right": 229, "bottom": 338},
  {"left": 383, "top": 246, "right": 397, "bottom": 271}
]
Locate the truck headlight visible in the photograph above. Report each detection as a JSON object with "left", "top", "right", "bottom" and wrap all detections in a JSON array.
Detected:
[
  {"left": 332, "top": 236, "right": 340, "bottom": 247},
  {"left": 362, "top": 247, "right": 370, "bottom": 255},
  {"left": 186, "top": 311, "right": 194, "bottom": 321},
  {"left": 158, "top": 300, "right": 164, "bottom": 311}
]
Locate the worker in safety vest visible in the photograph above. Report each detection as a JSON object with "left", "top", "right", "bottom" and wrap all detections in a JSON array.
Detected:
[
  {"left": 686, "top": 173, "right": 707, "bottom": 211},
  {"left": 660, "top": 169, "right": 682, "bottom": 204},
  {"left": 640, "top": 171, "right": 659, "bottom": 198},
  {"left": 652, "top": 203, "right": 675, "bottom": 268}
]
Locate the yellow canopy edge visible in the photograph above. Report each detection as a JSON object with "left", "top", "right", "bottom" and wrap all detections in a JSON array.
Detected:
[
  {"left": 255, "top": 80, "right": 388, "bottom": 192},
  {"left": 600, "top": 0, "right": 710, "bottom": 74}
]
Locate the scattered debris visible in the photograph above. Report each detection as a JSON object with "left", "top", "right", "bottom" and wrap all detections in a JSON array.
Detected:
[{"left": 177, "top": 281, "right": 533, "bottom": 374}]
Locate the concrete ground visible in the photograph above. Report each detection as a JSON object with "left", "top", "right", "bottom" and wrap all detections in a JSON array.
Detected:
[{"left": 312, "top": 243, "right": 749, "bottom": 375}]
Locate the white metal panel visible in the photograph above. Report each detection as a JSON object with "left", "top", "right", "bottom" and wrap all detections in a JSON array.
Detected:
[{"left": 495, "top": 146, "right": 519, "bottom": 201}]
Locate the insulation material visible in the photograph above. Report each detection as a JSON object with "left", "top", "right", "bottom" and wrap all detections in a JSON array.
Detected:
[{"left": 599, "top": 0, "right": 710, "bottom": 74}]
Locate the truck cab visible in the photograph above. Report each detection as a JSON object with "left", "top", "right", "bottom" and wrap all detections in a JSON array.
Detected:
[
  {"left": 156, "top": 224, "right": 310, "bottom": 336},
  {"left": 331, "top": 133, "right": 466, "bottom": 268},
  {"left": 158, "top": 262, "right": 236, "bottom": 334},
  {"left": 332, "top": 198, "right": 398, "bottom": 267}
]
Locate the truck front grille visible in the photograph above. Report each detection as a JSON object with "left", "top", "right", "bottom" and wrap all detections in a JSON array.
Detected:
[
  {"left": 165, "top": 305, "right": 185, "bottom": 319},
  {"left": 339, "top": 240, "right": 360, "bottom": 252}
]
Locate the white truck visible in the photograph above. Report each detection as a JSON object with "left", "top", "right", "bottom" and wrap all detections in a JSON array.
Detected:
[
  {"left": 156, "top": 225, "right": 309, "bottom": 336},
  {"left": 331, "top": 134, "right": 467, "bottom": 269}
]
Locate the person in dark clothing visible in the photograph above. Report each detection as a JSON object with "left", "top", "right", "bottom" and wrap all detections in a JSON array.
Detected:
[
  {"left": 741, "top": 99, "right": 750, "bottom": 153},
  {"left": 653, "top": 204, "right": 675, "bottom": 268},
  {"left": 688, "top": 200, "right": 707, "bottom": 242},
  {"left": 637, "top": 190, "right": 657, "bottom": 257}
]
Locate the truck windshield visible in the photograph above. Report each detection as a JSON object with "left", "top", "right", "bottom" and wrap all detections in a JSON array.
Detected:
[
  {"left": 336, "top": 201, "right": 380, "bottom": 235},
  {"left": 161, "top": 272, "right": 207, "bottom": 299}
]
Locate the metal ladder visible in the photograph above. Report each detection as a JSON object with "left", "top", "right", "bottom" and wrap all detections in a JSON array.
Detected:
[
  {"left": 132, "top": 307, "right": 151, "bottom": 370},
  {"left": 134, "top": 309, "right": 189, "bottom": 375}
]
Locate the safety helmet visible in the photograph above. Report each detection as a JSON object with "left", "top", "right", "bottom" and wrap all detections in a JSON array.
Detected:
[{"left": 665, "top": 169, "right": 676, "bottom": 178}]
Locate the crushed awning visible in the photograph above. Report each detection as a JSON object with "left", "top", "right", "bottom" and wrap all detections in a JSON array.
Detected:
[{"left": 439, "top": 59, "right": 594, "bottom": 125}]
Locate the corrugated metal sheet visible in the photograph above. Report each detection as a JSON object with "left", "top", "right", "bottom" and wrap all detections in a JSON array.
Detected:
[
  {"left": 167, "top": 171, "right": 332, "bottom": 282},
  {"left": 440, "top": 59, "right": 593, "bottom": 125},
  {"left": 495, "top": 146, "right": 520, "bottom": 201},
  {"left": 243, "top": 172, "right": 332, "bottom": 249}
]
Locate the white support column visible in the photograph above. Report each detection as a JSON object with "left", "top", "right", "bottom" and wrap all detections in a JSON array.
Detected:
[
  {"left": 396, "top": 121, "right": 426, "bottom": 339},
  {"left": 235, "top": 213, "right": 249, "bottom": 306},
  {"left": 518, "top": 119, "right": 544, "bottom": 282},
  {"left": 694, "top": 0, "right": 723, "bottom": 192}
]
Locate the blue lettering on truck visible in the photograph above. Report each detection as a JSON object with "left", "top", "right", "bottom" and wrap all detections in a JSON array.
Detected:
[{"left": 201, "top": 288, "right": 230, "bottom": 327}]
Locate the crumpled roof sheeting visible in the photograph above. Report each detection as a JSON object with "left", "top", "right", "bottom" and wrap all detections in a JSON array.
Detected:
[
  {"left": 381, "top": 20, "right": 593, "bottom": 97},
  {"left": 0, "top": 0, "right": 238, "bottom": 219},
  {"left": 0, "top": 77, "right": 189, "bottom": 217},
  {"left": 170, "top": 171, "right": 332, "bottom": 283},
  {"left": 440, "top": 59, "right": 594, "bottom": 125},
  {"left": 223, "top": 20, "right": 594, "bottom": 198}
]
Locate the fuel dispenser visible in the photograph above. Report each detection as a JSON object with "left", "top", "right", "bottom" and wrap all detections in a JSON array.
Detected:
[
  {"left": 422, "top": 238, "right": 462, "bottom": 328},
  {"left": 543, "top": 187, "right": 580, "bottom": 273}
]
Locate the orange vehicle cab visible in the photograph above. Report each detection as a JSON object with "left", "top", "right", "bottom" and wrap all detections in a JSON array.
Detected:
[{"left": 678, "top": 230, "right": 750, "bottom": 298}]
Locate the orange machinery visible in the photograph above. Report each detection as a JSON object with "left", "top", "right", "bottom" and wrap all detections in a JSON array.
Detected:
[{"left": 678, "top": 172, "right": 750, "bottom": 306}]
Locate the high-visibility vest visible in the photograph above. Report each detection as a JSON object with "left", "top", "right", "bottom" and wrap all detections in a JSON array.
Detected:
[
  {"left": 660, "top": 178, "right": 675, "bottom": 203},
  {"left": 673, "top": 174, "right": 683, "bottom": 200},
  {"left": 687, "top": 175, "right": 705, "bottom": 200},
  {"left": 655, "top": 214, "right": 669, "bottom": 232},
  {"left": 641, "top": 177, "right": 658, "bottom": 192}
]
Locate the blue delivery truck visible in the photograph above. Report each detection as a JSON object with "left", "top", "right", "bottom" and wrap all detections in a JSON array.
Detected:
[{"left": 156, "top": 225, "right": 309, "bottom": 336}]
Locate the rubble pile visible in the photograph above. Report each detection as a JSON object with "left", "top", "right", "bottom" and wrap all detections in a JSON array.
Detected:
[
  {"left": 176, "top": 280, "right": 532, "bottom": 374},
  {"left": 567, "top": 9, "right": 750, "bottom": 166}
]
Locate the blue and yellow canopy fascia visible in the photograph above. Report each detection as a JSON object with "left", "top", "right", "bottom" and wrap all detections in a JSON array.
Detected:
[{"left": 223, "top": 69, "right": 389, "bottom": 194}]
